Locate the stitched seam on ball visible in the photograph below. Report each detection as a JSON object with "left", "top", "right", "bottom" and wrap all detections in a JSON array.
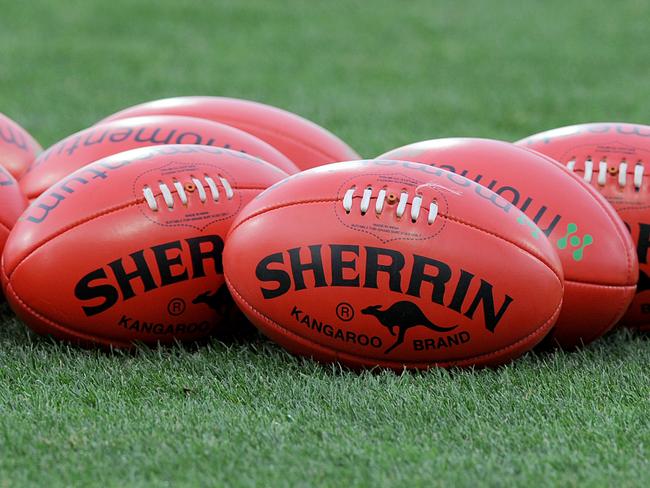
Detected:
[
  {"left": 6, "top": 199, "right": 143, "bottom": 279},
  {"left": 216, "top": 118, "right": 353, "bottom": 161},
  {"left": 3, "top": 278, "right": 131, "bottom": 348},
  {"left": 144, "top": 185, "right": 268, "bottom": 203},
  {"left": 229, "top": 199, "right": 563, "bottom": 282},
  {"left": 431, "top": 214, "right": 562, "bottom": 281},
  {"left": 613, "top": 202, "right": 650, "bottom": 213},
  {"left": 571, "top": 168, "right": 650, "bottom": 178},
  {"left": 565, "top": 279, "right": 637, "bottom": 289},
  {"left": 228, "top": 198, "right": 340, "bottom": 235},
  {"left": 562, "top": 281, "right": 636, "bottom": 343},
  {"left": 226, "top": 275, "right": 562, "bottom": 367}
]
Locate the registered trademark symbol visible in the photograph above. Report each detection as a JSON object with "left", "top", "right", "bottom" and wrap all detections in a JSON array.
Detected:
[
  {"left": 168, "top": 298, "right": 186, "bottom": 316},
  {"left": 336, "top": 302, "right": 355, "bottom": 322}
]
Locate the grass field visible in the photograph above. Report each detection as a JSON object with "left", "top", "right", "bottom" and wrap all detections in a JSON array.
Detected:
[{"left": 1, "top": 0, "right": 650, "bottom": 486}]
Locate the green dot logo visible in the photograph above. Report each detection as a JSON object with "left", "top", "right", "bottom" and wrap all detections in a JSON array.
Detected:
[{"left": 557, "top": 223, "right": 593, "bottom": 261}]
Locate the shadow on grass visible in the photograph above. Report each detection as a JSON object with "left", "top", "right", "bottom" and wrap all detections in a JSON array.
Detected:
[{"left": 2, "top": 300, "right": 648, "bottom": 379}]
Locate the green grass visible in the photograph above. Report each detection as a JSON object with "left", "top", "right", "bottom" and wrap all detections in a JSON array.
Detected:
[{"left": 1, "top": 0, "right": 650, "bottom": 486}]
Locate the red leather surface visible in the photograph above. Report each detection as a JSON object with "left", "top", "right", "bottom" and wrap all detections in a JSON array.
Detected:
[
  {"left": 517, "top": 124, "right": 648, "bottom": 330},
  {"left": 99, "top": 96, "right": 360, "bottom": 170},
  {"left": 0, "top": 112, "right": 42, "bottom": 179},
  {"left": 224, "top": 160, "right": 564, "bottom": 369},
  {"left": 379, "top": 138, "right": 637, "bottom": 348},
  {"left": 20, "top": 115, "right": 298, "bottom": 200},
  {"left": 2, "top": 145, "right": 287, "bottom": 347}
]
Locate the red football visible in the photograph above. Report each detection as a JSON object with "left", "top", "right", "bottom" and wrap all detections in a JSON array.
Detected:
[
  {"left": 0, "top": 112, "right": 42, "bottom": 179},
  {"left": 20, "top": 115, "right": 299, "bottom": 200},
  {"left": 1, "top": 145, "right": 288, "bottom": 348},
  {"left": 379, "top": 138, "right": 638, "bottom": 348},
  {"left": 98, "top": 96, "right": 361, "bottom": 170},
  {"left": 516, "top": 123, "right": 650, "bottom": 330},
  {"left": 224, "top": 160, "right": 564, "bottom": 369},
  {"left": 0, "top": 166, "right": 28, "bottom": 256}
]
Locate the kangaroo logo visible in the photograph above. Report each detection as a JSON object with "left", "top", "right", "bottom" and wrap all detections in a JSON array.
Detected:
[
  {"left": 192, "top": 284, "right": 231, "bottom": 316},
  {"left": 557, "top": 223, "right": 593, "bottom": 261},
  {"left": 361, "top": 301, "right": 458, "bottom": 354}
]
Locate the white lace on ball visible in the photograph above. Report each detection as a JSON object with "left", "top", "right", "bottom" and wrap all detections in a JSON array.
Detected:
[
  {"left": 583, "top": 157, "right": 594, "bottom": 183},
  {"left": 342, "top": 186, "right": 438, "bottom": 224},
  {"left": 565, "top": 157, "right": 645, "bottom": 190},
  {"left": 634, "top": 163, "right": 645, "bottom": 189},
  {"left": 142, "top": 175, "right": 234, "bottom": 211}
]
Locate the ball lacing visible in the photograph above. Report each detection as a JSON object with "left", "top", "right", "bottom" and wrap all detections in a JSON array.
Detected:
[
  {"left": 342, "top": 186, "right": 438, "bottom": 224},
  {"left": 566, "top": 157, "right": 645, "bottom": 190},
  {"left": 142, "top": 175, "right": 234, "bottom": 211}
]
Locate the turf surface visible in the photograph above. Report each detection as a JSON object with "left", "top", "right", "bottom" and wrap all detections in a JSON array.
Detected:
[{"left": 1, "top": 0, "right": 650, "bottom": 486}]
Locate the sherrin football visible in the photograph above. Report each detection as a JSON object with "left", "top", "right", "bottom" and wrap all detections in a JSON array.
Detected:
[
  {"left": 0, "top": 112, "right": 42, "bottom": 179},
  {"left": 223, "top": 160, "right": 564, "bottom": 369},
  {"left": 1, "top": 145, "right": 288, "bottom": 347},
  {"left": 516, "top": 123, "right": 649, "bottom": 329},
  {"left": 20, "top": 115, "right": 299, "bottom": 200},
  {"left": 98, "top": 96, "right": 361, "bottom": 170},
  {"left": 379, "top": 138, "right": 638, "bottom": 348}
]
